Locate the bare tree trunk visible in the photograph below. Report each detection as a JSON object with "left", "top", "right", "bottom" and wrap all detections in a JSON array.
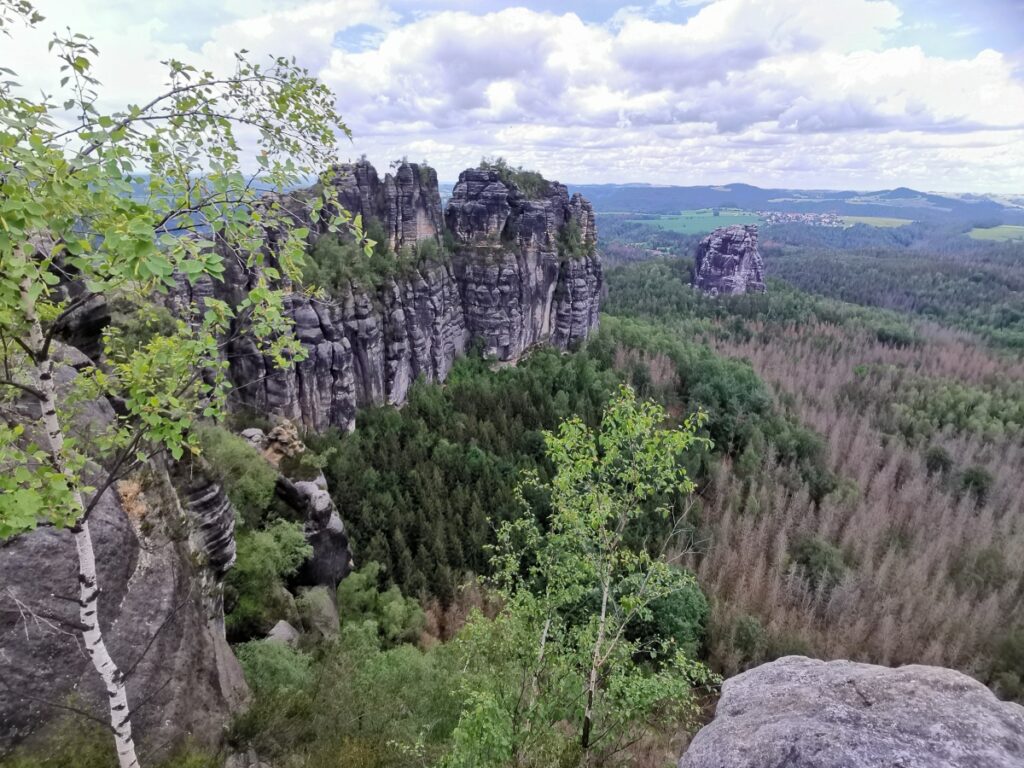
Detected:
[
  {"left": 581, "top": 579, "right": 609, "bottom": 763},
  {"left": 21, "top": 279, "right": 141, "bottom": 768}
]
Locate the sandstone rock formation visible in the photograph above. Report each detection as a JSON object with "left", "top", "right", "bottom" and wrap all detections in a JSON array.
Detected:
[
  {"left": 447, "top": 168, "right": 602, "bottom": 360},
  {"left": 224, "top": 161, "right": 603, "bottom": 432},
  {"left": 691, "top": 224, "right": 765, "bottom": 295},
  {"left": 0, "top": 356, "right": 248, "bottom": 759},
  {"left": 237, "top": 424, "right": 354, "bottom": 588},
  {"left": 679, "top": 656, "right": 1024, "bottom": 768}
]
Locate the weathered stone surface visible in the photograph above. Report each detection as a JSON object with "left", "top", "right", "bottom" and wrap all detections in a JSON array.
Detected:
[
  {"left": 265, "top": 620, "right": 300, "bottom": 647},
  {"left": 679, "top": 656, "right": 1024, "bottom": 768},
  {"left": 0, "top": 356, "right": 248, "bottom": 760},
  {"left": 691, "top": 224, "right": 765, "bottom": 296},
  {"left": 276, "top": 475, "right": 353, "bottom": 588},
  {"left": 213, "top": 161, "right": 601, "bottom": 431},
  {"left": 297, "top": 586, "right": 340, "bottom": 638},
  {"left": 447, "top": 168, "right": 602, "bottom": 361}
]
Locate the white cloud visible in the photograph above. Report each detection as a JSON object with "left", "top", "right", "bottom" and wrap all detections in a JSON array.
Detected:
[{"left": 7, "top": 0, "right": 1024, "bottom": 191}]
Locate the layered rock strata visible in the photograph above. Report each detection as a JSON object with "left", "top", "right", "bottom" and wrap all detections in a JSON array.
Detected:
[
  {"left": 691, "top": 224, "right": 765, "bottom": 295},
  {"left": 224, "top": 161, "right": 603, "bottom": 432}
]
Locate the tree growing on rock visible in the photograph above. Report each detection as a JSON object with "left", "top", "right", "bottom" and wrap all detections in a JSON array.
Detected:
[{"left": 0, "top": 2, "right": 364, "bottom": 765}]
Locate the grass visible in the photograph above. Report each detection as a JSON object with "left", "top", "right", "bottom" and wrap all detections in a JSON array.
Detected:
[
  {"left": 968, "top": 225, "right": 1024, "bottom": 242},
  {"left": 628, "top": 209, "right": 761, "bottom": 235},
  {"left": 841, "top": 215, "right": 914, "bottom": 228}
]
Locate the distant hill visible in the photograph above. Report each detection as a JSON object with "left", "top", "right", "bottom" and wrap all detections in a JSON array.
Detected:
[{"left": 567, "top": 182, "right": 1024, "bottom": 225}]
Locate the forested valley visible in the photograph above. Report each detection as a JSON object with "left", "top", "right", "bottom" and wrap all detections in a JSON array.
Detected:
[{"left": 152, "top": 220, "right": 1023, "bottom": 768}]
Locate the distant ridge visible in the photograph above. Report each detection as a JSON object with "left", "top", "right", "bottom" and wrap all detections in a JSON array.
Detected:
[{"left": 569, "top": 182, "right": 1024, "bottom": 224}]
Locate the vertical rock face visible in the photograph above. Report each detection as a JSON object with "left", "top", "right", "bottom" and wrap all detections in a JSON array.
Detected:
[
  {"left": 0, "top": 356, "right": 248, "bottom": 760},
  {"left": 691, "top": 224, "right": 766, "bottom": 295},
  {"left": 333, "top": 159, "right": 443, "bottom": 250},
  {"left": 225, "top": 161, "right": 602, "bottom": 432},
  {"left": 446, "top": 168, "right": 602, "bottom": 361}
]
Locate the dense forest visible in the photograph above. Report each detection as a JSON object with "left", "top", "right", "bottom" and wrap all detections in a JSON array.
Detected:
[{"left": 161, "top": 219, "right": 1022, "bottom": 767}]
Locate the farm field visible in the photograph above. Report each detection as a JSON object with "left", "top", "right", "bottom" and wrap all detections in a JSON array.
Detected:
[
  {"left": 841, "top": 215, "right": 914, "bottom": 227},
  {"left": 627, "top": 208, "right": 761, "bottom": 234},
  {"left": 968, "top": 224, "right": 1024, "bottom": 241}
]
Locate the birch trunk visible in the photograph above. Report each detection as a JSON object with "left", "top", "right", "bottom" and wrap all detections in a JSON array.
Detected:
[
  {"left": 580, "top": 578, "right": 609, "bottom": 760},
  {"left": 21, "top": 279, "right": 141, "bottom": 768}
]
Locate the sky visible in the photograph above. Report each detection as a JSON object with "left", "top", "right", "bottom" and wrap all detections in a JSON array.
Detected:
[{"left": 7, "top": 0, "right": 1024, "bottom": 192}]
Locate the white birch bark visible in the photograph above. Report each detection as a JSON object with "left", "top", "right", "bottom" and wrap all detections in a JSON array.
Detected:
[{"left": 21, "top": 278, "right": 141, "bottom": 768}]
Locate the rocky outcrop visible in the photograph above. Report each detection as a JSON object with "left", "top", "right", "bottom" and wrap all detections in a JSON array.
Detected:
[
  {"left": 679, "top": 656, "right": 1024, "bottom": 768},
  {"left": 242, "top": 423, "right": 353, "bottom": 588},
  {"left": 447, "top": 168, "right": 601, "bottom": 360},
  {"left": 224, "top": 162, "right": 602, "bottom": 431},
  {"left": 691, "top": 224, "right": 765, "bottom": 295},
  {"left": 0, "top": 355, "right": 248, "bottom": 760},
  {"left": 332, "top": 160, "right": 443, "bottom": 250}
]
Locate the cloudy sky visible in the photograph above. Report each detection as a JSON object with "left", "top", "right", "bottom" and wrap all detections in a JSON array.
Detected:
[{"left": 11, "top": 0, "right": 1024, "bottom": 192}]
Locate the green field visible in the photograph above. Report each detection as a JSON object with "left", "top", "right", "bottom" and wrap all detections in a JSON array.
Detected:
[
  {"left": 628, "top": 208, "right": 761, "bottom": 235},
  {"left": 842, "top": 215, "right": 914, "bottom": 228},
  {"left": 968, "top": 225, "right": 1024, "bottom": 242}
]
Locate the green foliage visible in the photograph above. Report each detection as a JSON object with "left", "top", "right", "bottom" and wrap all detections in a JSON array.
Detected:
[
  {"left": 990, "top": 628, "right": 1024, "bottom": 702},
  {"left": 225, "top": 520, "right": 312, "bottom": 640},
  {"left": 0, "top": 0, "right": 366, "bottom": 539},
  {"left": 764, "top": 245, "right": 1024, "bottom": 350},
  {"left": 338, "top": 561, "right": 425, "bottom": 646},
  {"left": 106, "top": 294, "right": 178, "bottom": 354},
  {"left": 730, "top": 614, "right": 767, "bottom": 666},
  {"left": 235, "top": 640, "right": 314, "bottom": 696},
  {"left": 959, "top": 465, "right": 995, "bottom": 504},
  {"left": 307, "top": 347, "right": 618, "bottom": 600},
  {"left": 557, "top": 217, "right": 587, "bottom": 260},
  {"left": 478, "top": 156, "right": 548, "bottom": 198},
  {"left": 195, "top": 424, "right": 278, "bottom": 528},
  {"left": 447, "top": 388, "right": 717, "bottom": 766},
  {"left": 924, "top": 445, "right": 953, "bottom": 476},
  {"left": 625, "top": 570, "right": 709, "bottom": 660},
  {"left": 231, "top": 623, "right": 463, "bottom": 767},
  {"left": 791, "top": 535, "right": 848, "bottom": 591},
  {"left": 0, "top": 724, "right": 218, "bottom": 768},
  {"left": 302, "top": 219, "right": 449, "bottom": 295}
]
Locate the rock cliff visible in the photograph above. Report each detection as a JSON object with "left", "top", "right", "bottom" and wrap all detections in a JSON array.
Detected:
[
  {"left": 691, "top": 224, "right": 765, "bottom": 295},
  {"left": 679, "top": 656, "right": 1024, "bottom": 768},
  {"left": 0, "top": 350, "right": 249, "bottom": 760},
  {"left": 225, "top": 161, "right": 603, "bottom": 432}
]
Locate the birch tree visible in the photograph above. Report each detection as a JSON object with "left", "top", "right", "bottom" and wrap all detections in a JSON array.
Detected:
[
  {"left": 448, "top": 387, "right": 718, "bottom": 768},
  {"left": 0, "top": 3, "right": 364, "bottom": 765}
]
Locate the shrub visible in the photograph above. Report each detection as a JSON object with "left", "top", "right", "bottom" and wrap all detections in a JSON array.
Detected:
[
  {"left": 626, "top": 569, "right": 709, "bottom": 659},
  {"left": 960, "top": 465, "right": 994, "bottom": 504},
  {"left": 225, "top": 520, "right": 312, "bottom": 640},
  {"left": 478, "top": 156, "right": 548, "bottom": 198},
  {"left": 195, "top": 425, "right": 278, "bottom": 528},
  {"left": 731, "top": 614, "right": 767, "bottom": 665},
  {"left": 924, "top": 445, "right": 953, "bottom": 476},
  {"left": 235, "top": 640, "right": 314, "bottom": 695},
  {"left": 337, "top": 561, "right": 425, "bottom": 646},
  {"left": 990, "top": 628, "right": 1024, "bottom": 702},
  {"left": 791, "top": 535, "right": 847, "bottom": 591},
  {"left": 557, "top": 217, "right": 586, "bottom": 260}
]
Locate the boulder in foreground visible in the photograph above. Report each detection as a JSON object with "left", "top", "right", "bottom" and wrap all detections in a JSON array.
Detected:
[{"left": 679, "top": 655, "right": 1024, "bottom": 768}]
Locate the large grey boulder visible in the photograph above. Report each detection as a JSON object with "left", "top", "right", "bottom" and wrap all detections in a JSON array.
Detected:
[
  {"left": 692, "top": 224, "right": 765, "bottom": 296},
  {"left": 679, "top": 656, "right": 1024, "bottom": 768}
]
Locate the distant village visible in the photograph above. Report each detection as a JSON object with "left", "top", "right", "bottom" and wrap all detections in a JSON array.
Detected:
[{"left": 757, "top": 210, "right": 844, "bottom": 227}]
